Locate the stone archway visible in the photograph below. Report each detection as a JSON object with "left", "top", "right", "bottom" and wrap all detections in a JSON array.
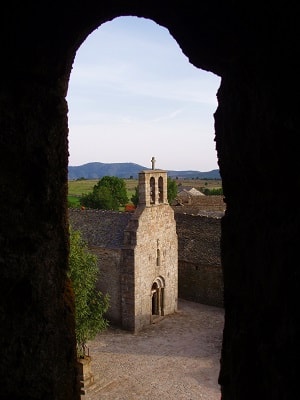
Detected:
[
  {"left": 151, "top": 276, "right": 165, "bottom": 320},
  {"left": 1, "top": 3, "right": 299, "bottom": 400}
]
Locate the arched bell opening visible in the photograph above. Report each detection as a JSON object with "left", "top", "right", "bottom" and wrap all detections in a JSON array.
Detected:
[
  {"left": 150, "top": 177, "right": 155, "bottom": 204},
  {"left": 158, "top": 176, "right": 164, "bottom": 203}
]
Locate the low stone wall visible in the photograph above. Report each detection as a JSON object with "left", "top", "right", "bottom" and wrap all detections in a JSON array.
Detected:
[
  {"left": 174, "top": 195, "right": 226, "bottom": 213},
  {"left": 175, "top": 212, "right": 223, "bottom": 307},
  {"left": 178, "top": 261, "right": 223, "bottom": 307}
]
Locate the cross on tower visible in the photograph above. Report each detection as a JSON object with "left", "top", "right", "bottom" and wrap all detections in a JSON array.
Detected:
[{"left": 151, "top": 156, "right": 156, "bottom": 170}]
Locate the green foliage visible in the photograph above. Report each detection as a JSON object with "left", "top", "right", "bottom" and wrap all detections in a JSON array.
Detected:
[
  {"left": 167, "top": 177, "right": 178, "bottom": 204},
  {"left": 80, "top": 176, "right": 129, "bottom": 210},
  {"left": 96, "top": 176, "right": 129, "bottom": 206},
  {"left": 131, "top": 186, "right": 139, "bottom": 207},
  {"left": 68, "top": 196, "right": 81, "bottom": 208},
  {"left": 201, "top": 187, "right": 223, "bottom": 196},
  {"left": 68, "top": 228, "right": 109, "bottom": 357},
  {"left": 80, "top": 186, "right": 114, "bottom": 209}
]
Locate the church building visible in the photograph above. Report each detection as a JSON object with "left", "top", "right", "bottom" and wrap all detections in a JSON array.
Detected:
[{"left": 69, "top": 160, "right": 178, "bottom": 332}]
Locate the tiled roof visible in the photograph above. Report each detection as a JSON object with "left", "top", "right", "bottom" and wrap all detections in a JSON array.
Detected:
[
  {"left": 68, "top": 208, "right": 132, "bottom": 249},
  {"left": 177, "top": 187, "right": 204, "bottom": 196}
]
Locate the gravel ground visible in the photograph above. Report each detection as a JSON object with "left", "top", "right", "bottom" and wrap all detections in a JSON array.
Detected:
[{"left": 83, "top": 299, "right": 224, "bottom": 400}]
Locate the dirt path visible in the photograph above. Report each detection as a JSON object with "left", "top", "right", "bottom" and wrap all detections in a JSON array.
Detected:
[{"left": 83, "top": 299, "right": 224, "bottom": 400}]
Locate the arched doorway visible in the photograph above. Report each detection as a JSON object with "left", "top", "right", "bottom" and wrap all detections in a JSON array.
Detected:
[{"left": 151, "top": 276, "right": 165, "bottom": 320}]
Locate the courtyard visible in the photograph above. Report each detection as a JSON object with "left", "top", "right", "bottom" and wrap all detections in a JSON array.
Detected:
[{"left": 83, "top": 299, "right": 224, "bottom": 400}]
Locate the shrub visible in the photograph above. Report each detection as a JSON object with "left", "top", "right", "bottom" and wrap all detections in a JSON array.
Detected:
[{"left": 68, "top": 228, "right": 110, "bottom": 357}]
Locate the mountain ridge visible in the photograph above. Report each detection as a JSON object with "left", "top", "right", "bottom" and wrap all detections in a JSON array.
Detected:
[{"left": 68, "top": 162, "right": 220, "bottom": 180}]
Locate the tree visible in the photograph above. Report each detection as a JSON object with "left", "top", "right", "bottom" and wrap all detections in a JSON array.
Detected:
[
  {"left": 80, "top": 176, "right": 129, "bottom": 210},
  {"left": 68, "top": 228, "right": 109, "bottom": 357},
  {"left": 167, "top": 177, "right": 178, "bottom": 204},
  {"left": 131, "top": 185, "right": 139, "bottom": 207}
]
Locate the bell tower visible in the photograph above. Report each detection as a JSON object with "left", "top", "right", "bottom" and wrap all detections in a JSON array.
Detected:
[
  {"left": 121, "top": 157, "right": 178, "bottom": 332},
  {"left": 138, "top": 156, "right": 168, "bottom": 206}
]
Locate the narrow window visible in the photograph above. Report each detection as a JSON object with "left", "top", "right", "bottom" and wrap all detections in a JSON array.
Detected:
[
  {"left": 150, "top": 177, "right": 155, "bottom": 204},
  {"left": 151, "top": 282, "right": 159, "bottom": 315},
  {"left": 158, "top": 176, "right": 163, "bottom": 203},
  {"left": 156, "top": 249, "right": 161, "bottom": 266}
]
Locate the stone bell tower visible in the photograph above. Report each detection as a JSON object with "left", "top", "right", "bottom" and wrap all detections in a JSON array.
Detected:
[
  {"left": 122, "top": 158, "right": 178, "bottom": 332},
  {"left": 138, "top": 156, "right": 168, "bottom": 206}
]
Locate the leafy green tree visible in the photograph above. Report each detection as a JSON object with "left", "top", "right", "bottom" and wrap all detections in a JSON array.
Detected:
[
  {"left": 80, "top": 176, "right": 129, "bottom": 210},
  {"left": 167, "top": 177, "right": 178, "bottom": 204},
  {"left": 68, "top": 228, "right": 109, "bottom": 357},
  {"left": 131, "top": 186, "right": 139, "bottom": 207}
]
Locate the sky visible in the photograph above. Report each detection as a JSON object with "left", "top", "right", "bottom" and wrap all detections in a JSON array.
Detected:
[{"left": 67, "top": 16, "right": 221, "bottom": 172}]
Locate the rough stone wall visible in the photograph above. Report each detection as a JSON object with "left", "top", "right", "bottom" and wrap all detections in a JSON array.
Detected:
[
  {"left": 175, "top": 213, "right": 223, "bottom": 307},
  {"left": 174, "top": 195, "right": 226, "bottom": 212},
  {"left": 190, "top": 195, "right": 226, "bottom": 211},
  {"left": 179, "top": 261, "right": 223, "bottom": 306},
  {"left": 90, "top": 247, "right": 122, "bottom": 325},
  {"left": 0, "top": 12, "right": 78, "bottom": 398},
  {"left": 123, "top": 203, "right": 178, "bottom": 332}
]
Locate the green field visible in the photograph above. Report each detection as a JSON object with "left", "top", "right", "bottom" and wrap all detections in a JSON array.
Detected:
[
  {"left": 68, "top": 178, "right": 222, "bottom": 207},
  {"left": 175, "top": 178, "right": 222, "bottom": 191},
  {"left": 68, "top": 178, "right": 139, "bottom": 208},
  {"left": 68, "top": 178, "right": 138, "bottom": 196},
  {"left": 68, "top": 179, "right": 100, "bottom": 196}
]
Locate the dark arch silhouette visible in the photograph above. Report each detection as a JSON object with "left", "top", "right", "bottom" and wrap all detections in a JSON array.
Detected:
[{"left": 1, "top": 3, "right": 299, "bottom": 400}]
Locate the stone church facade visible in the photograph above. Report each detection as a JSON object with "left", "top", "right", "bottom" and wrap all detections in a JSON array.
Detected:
[{"left": 69, "top": 168, "right": 178, "bottom": 333}]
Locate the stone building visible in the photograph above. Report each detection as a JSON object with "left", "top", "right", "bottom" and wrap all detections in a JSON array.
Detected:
[
  {"left": 176, "top": 186, "right": 205, "bottom": 204},
  {"left": 70, "top": 166, "right": 178, "bottom": 333}
]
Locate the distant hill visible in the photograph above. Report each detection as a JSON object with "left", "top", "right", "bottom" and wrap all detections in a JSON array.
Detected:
[
  {"left": 167, "top": 169, "right": 221, "bottom": 180},
  {"left": 68, "top": 162, "right": 221, "bottom": 180}
]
